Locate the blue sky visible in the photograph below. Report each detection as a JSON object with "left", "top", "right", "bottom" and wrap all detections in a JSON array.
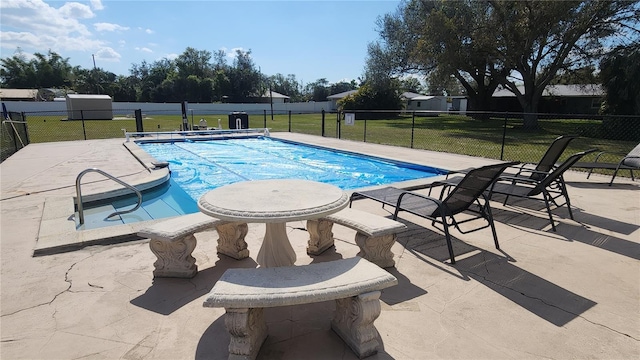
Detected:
[{"left": 0, "top": 0, "right": 402, "bottom": 84}]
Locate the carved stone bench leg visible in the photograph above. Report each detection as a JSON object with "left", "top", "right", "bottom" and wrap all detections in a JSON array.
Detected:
[
  {"left": 224, "top": 307, "right": 268, "bottom": 360},
  {"left": 216, "top": 222, "right": 250, "bottom": 260},
  {"left": 149, "top": 234, "right": 197, "bottom": 278},
  {"left": 355, "top": 233, "right": 396, "bottom": 268},
  {"left": 331, "top": 291, "right": 382, "bottom": 359},
  {"left": 306, "top": 219, "right": 335, "bottom": 255}
]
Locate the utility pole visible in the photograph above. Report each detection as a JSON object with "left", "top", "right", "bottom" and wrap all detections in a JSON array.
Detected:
[
  {"left": 269, "top": 82, "right": 274, "bottom": 121},
  {"left": 92, "top": 54, "right": 100, "bottom": 94}
]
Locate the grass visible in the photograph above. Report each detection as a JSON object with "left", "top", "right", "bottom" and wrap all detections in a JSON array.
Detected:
[{"left": 20, "top": 112, "right": 637, "bottom": 177}]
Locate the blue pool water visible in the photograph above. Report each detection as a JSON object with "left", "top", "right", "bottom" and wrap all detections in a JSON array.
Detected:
[{"left": 78, "top": 136, "right": 446, "bottom": 230}]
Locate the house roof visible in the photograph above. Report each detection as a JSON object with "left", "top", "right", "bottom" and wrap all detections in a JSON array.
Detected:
[
  {"left": 0, "top": 89, "right": 38, "bottom": 100},
  {"left": 66, "top": 94, "right": 112, "bottom": 100},
  {"left": 327, "top": 90, "right": 358, "bottom": 100},
  {"left": 402, "top": 92, "right": 437, "bottom": 101},
  {"left": 493, "top": 84, "right": 604, "bottom": 98},
  {"left": 262, "top": 90, "right": 290, "bottom": 99}
]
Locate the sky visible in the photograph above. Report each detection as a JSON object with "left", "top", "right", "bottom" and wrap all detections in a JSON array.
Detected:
[{"left": 0, "top": 0, "right": 402, "bottom": 85}]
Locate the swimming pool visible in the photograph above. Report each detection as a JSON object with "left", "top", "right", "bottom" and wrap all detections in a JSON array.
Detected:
[
  {"left": 139, "top": 136, "right": 445, "bottom": 199},
  {"left": 78, "top": 136, "right": 446, "bottom": 229}
]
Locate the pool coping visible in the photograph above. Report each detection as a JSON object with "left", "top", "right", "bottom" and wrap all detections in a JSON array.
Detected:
[{"left": 34, "top": 133, "right": 492, "bottom": 256}]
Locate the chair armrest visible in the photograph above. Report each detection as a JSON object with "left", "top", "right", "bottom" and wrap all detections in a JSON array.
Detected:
[
  {"left": 495, "top": 174, "right": 539, "bottom": 185},
  {"left": 396, "top": 191, "right": 441, "bottom": 207}
]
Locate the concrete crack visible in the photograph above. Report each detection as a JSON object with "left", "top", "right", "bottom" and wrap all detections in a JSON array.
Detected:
[
  {"left": 464, "top": 268, "right": 639, "bottom": 342},
  {"left": 1, "top": 256, "right": 90, "bottom": 318}
]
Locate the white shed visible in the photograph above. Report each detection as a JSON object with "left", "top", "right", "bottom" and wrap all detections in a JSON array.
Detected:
[{"left": 66, "top": 94, "right": 113, "bottom": 120}]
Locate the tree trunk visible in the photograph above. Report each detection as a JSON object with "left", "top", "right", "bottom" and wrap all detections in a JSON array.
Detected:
[{"left": 522, "top": 101, "right": 539, "bottom": 130}]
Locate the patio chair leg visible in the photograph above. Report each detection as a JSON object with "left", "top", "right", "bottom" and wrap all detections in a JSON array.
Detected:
[
  {"left": 542, "top": 192, "right": 557, "bottom": 232},
  {"left": 559, "top": 184, "right": 574, "bottom": 221},
  {"left": 609, "top": 167, "right": 621, "bottom": 186},
  {"left": 484, "top": 202, "right": 500, "bottom": 249},
  {"left": 439, "top": 211, "right": 456, "bottom": 264}
]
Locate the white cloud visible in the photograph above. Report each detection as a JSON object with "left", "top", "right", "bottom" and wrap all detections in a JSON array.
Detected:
[
  {"left": 95, "top": 47, "right": 120, "bottom": 62},
  {"left": 165, "top": 53, "right": 178, "bottom": 60},
  {"left": 138, "top": 27, "right": 154, "bottom": 34},
  {"left": 90, "top": 0, "right": 104, "bottom": 11},
  {"left": 135, "top": 47, "right": 153, "bottom": 53},
  {"left": 226, "top": 47, "right": 246, "bottom": 58},
  {"left": 94, "top": 22, "right": 129, "bottom": 32},
  {"left": 58, "top": 2, "right": 95, "bottom": 19}
]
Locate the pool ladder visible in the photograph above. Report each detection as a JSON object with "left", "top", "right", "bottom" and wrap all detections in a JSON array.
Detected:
[{"left": 75, "top": 168, "right": 143, "bottom": 225}]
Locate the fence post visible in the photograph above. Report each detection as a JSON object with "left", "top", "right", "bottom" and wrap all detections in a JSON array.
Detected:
[
  {"left": 22, "top": 112, "right": 30, "bottom": 144},
  {"left": 337, "top": 111, "right": 342, "bottom": 139},
  {"left": 81, "top": 110, "right": 87, "bottom": 140},
  {"left": 336, "top": 111, "right": 340, "bottom": 138},
  {"left": 321, "top": 110, "right": 325, "bottom": 137},
  {"left": 363, "top": 118, "right": 367, "bottom": 142},
  {"left": 501, "top": 116, "right": 507, "bottom": 160},
  {"left": 263, "top": 109, "right": 267, "bottom": 128},
  {"left": 135, "top": 109, "right": 143, "bottom": 132},
  {"left": 288, "top": 111, "right": 292, "bottom": 132},
  {"left": 411, "top": 111, "right": 416, "bottom": 148}
]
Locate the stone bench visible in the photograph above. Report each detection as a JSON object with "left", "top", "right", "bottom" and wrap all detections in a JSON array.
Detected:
[
  {"left": 137, "top": 213, "right": 248, "bottom": 278},
  {"left": 203, "top": 257, "right": 398, "bottom": 359},
  {"left": 306, "top": 208, "right": 407, "bottom": 268}
]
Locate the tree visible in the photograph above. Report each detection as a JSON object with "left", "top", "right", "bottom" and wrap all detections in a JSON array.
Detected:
[
  {"left": 491, "top": 0, "right": 640, "bottom": 128},
  {"left": 368, "top": 0, "right": 640, "bottom": 127},
  {"left": 367, "top": 0, "right": 509, "bottom": 118},
  {"left": 269, "top": 73, "right": 303, "bottom": 101},
  {"left": 599, "top": 42, "right": 640, "bottom": 115},
  {"left": 0, "top": 49, "right": 73, "bottom": 89},
  {"left": 338, "top": 81, "right": 403, "bottom": 118},
  {"left": 304, "top": 78, "right": 330, "bottom": 102},
  {"left": 226, "top": 49, "right": 263, "bottom": 102}
]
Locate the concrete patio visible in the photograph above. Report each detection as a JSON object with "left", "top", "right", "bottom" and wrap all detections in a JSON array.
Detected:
[{"left": 1, "top": 133, "right": 638, "bottom": 359}]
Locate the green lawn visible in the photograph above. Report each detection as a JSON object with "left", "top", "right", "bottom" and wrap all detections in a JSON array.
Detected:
[{"left": 22, "top": 112, "right": 637, "bottom": 176}]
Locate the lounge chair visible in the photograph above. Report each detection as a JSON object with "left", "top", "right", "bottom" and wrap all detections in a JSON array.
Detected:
[
  {"left": 443, "top": 134, "right": 577, "bottom": 184},
  {"left": 350, "top": 161, "right": 518, "bottom": 264},
  {"left": 572, "top": 143, "right": 640, "bottom": 186},
  {"left": 488, "top": 149, "right": 597, "bottom": 231},
  {"left": 518, "top": 135, "right": 578, "bottom": 180}
]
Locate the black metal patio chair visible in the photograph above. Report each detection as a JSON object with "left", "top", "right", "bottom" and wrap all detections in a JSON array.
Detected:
[
  {"left": 572, "top": 143, "right": 640, "bottom": 186},
  {"left": 350, "top": 161, "right": 519, "bottom": 264},
  {"left": 488, "top": 149, "right": 597, "bottom": 231}
]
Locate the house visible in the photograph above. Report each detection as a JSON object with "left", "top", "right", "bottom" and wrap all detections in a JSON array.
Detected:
[
  {"left": 401, "top": 92, "right": 448, "bottom": 112},
  {"left": 0, "top": 89, "right": 39, "bottom": 101},
  {"left": 491, "top": 84, "right": 604, "bottom": 114},
  {"left": 264, "top": 90, "right": 290, "bottom": 104},
  {"left": 327, "top": 90, "right": 357, "bottom": 110}
]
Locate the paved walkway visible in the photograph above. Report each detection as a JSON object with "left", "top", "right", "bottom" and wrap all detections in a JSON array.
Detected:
[{"left": 1, "top": 133, "right": 638, "bottom": 359}]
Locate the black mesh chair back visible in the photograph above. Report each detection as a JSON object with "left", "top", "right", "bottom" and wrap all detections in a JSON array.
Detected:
[
  {"left": 531, "top": 135, "right": 578, "bottom": 180},
  {"left": 439, "top": 161, "right": 519, "bottom": 216},
  {"left": 527, "top": 149, "right": 597, "bottom": 197}
]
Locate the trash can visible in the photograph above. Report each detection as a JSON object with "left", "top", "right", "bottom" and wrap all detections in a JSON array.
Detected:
[{"left": 228, "top": 111, "right": 249, "bottom": 129}]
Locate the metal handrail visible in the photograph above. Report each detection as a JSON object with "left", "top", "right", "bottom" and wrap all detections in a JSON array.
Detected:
[{"left": 75, "top": 168, "right": 143, "bottom": 225}]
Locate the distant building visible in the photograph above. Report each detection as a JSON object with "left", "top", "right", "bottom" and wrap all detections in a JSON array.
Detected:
[
  {"left": 245, "top": 90, "right": 290, "bottom": 104},
  {"left": 491, "top": 84, "right": 604, "bottom": 114},
  {"left": 327, "top": 90, "right": 358, "bottom": 110},
  {"left": 401, "top": 92, "right": 448, "bottom": 112},
  {"left": 0, "top": 89, "right": 38, "bottom": 101},
  {"left": 66, "top": 94, "right": 113, "bottom": 120}
]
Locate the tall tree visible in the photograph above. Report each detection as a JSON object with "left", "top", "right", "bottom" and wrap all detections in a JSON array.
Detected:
[
  {"left": 0, "top": 50, "right": 73, "bottom": 89},
  {"left": 305, "top": 78, "right": 330, "bottom": 102},
  {"left": 599, "top": 42, "right": 640, "bottom": 115},
  {"left": 269, "top": 73, "right": 303, "bottom": 101},
  {"left": 491, "top": 0, "right": 640, "bottom": 128},
  {"left": 227, "top": 49, "right": 263, "bottom": 102},
  {"left": 367, "top": 0, "right": 508, "bottom": 117}
]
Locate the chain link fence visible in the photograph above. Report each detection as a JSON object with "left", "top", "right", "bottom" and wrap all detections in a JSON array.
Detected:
[
  {"left": 1, "top": 112, "right": 29, "bottom": 162},
  {"left": 6, "top": 108, "right": 639, "bottom": 178}
]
